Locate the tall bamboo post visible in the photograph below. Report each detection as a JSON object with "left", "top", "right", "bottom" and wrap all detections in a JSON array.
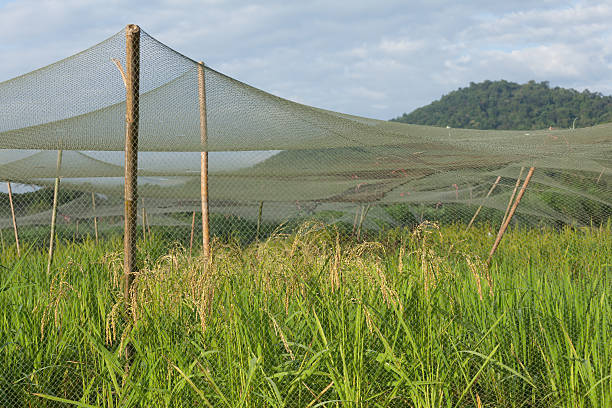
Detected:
[
  {"left": 91, "top": 192, "right": 99, "bottom": 245},
  {"left": 465, "top": 175, "right": 501, "bottom": 232},
  {"left": 6, "top": 182, "right": 20, "bottom": 256},
  {"left": 124, "top": 24, "right": 140, "bottom": 307},
  {"left": 198, "top": 62, "right": 210, "bottom": 259},
  {"left": 47, "top": 150, "right": 63, "bottom": 274},
  {"left": 486, "top": 167, "right": 535, "bottom": 265}
]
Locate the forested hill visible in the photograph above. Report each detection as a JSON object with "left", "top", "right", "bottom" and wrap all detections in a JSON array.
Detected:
[{"left": 391, "top": 80, "right": 612, "bottom": 130}]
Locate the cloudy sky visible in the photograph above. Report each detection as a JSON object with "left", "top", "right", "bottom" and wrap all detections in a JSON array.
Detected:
[{"left": 0, "top": 0, "right": 611, "bottom": 120}]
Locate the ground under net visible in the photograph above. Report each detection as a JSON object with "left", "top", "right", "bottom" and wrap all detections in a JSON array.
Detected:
[{"left": 0, "top": 27, "right": 610, "bottom": 244}]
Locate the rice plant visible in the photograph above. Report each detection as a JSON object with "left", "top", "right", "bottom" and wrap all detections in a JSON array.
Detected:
[{"left": 0, "top": 222, "right": 610, "bottom": 407}]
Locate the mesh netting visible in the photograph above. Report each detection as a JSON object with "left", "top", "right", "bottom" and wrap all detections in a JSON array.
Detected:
[
  {"left": 0, "top": 26, "right": 611, "bottom": 408},
  {"left": 1, "top": 28, "right": 610, "bottom": 234}
]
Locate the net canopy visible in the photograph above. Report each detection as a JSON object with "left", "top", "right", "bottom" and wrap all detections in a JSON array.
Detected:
[{"left": 0, "top": 27, "right": 610, "bottom": 233}]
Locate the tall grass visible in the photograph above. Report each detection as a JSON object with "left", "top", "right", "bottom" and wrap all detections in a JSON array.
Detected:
[{"left": 0, "top": 222, "right": 610, "bottom": 407}]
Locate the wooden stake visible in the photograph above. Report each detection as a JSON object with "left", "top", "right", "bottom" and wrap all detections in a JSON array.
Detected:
[
  {"left": 189, "top": 210, "right": 196, "bottom": 256},
  {"left": 596, "top": 167, "right": 606, "bottom": 183},
  {"left": 465, "top": 176, "right": 501, "bottom": 232},
  {"left": 486, "top": 167, "right": 535, "bottom": 265},
  {"left": 501, "top": 167, "right": 524, "bottom": 227},
  {"left": 356, "top": 204, "right": 371, "bottom": 241},
  {"left": 92, "top": 192, "right": 99, "bottom": 245},
  {"left": 256, "top": 201, "right": 264, "bottom": 240},
  {"left": 141, "top": 199, "right": 147, "bottom": 242},
  {"left": 198, "top": 62, "right": 210, "bottom": 259},
  {"left": 0, "top": 226, "right": 5, "bottom": 253},
  {"left": 352, "top": 205, "right": 360, "bottom": 236},
  {"left": 124, "top": 24, "right": 140, "bottom": 306},
  {"left": 146, "top": 207, "right": 151, "bottom": 237},
  {"left": 47, "top": 150, "right": 63, "bottom": 274},
  {"left": 7, "top": 182, "right": 20, "bottom": 256}
]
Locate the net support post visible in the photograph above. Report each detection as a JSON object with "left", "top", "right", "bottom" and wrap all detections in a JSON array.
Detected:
[
  {"left": 6, "top": 181, "right": 20, "bottom": 256},
  {"left": 141, "top": 198, "right": 147, "bottom": 242},
  {"left": 198, "top": 61, "right": 210, "bottom": 260},
  {"left": 47, "top": 149, "right": 63, "bottom": 273},
  {"left": 92, "top": 192, "right": 99, "bottom": 245},
  {"left": 124, "top": 24, "right": 140, "bottom": 307},
  {"left": 256, "top": 201, "right": 264, "bottom": 240},
  {"left": 486, "top": 167, "right": 535, "bottom": 265},
  {"left": 465, "top": 175, "right": 501, "bottom": 232},
  {"left": 357, "top": 204, "right": 371, "bottom": 241},
  {"left": 501, "top": 167, "right": 525, "bottom": 226},
  {"left": 189, "top": 210, "right": 196, "bottom": 256}
]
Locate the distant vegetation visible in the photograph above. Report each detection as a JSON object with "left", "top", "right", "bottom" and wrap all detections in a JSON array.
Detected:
[{"left": 392, "top": 80, "right": 612, "bottom": 130}]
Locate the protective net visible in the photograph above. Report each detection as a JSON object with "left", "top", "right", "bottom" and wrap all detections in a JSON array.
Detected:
[
  {"left": 0, "top": 26, "right": 610, "bottom": 407},
  {"left": 0, "top": 28, "right": 610, "bottom": 237}
]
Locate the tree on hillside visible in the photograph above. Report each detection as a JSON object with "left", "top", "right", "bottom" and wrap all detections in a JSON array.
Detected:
[{"left": 392, "top": 80, "right": 612, "bottom": 130}]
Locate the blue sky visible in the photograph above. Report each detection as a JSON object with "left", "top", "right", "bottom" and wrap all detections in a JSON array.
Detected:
[{"left": 0, "top": 0, "right": 611, "bottom": 120}]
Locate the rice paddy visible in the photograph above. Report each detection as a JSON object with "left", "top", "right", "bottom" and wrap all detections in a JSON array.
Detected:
[{"left": 0, "top": 222, "right": 610, "bottom": 407}]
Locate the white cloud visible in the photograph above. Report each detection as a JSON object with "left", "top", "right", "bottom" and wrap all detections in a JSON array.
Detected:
[
  {"left": 344, "top": 46, "right": 368, "bottom": 59},
  {"left": 0, "top": 0, "right": 610, "bottom": 119},
  {"left": 485, "top": 44, "right": 587, "bottom": 78},
  {"left": 349, "top": 86, "right": 387, "bottom": 101},
  {"left": 379, "top": 39, "right": 424, "bottom": 53}
]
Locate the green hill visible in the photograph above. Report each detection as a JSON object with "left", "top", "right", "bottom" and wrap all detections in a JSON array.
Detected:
[{"left": 391, "top": 80, "right": 612, "bottom": 130}]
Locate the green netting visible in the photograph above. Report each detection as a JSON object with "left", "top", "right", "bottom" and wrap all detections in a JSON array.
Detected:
[
  {"left": 0, "top": 27, "right": 610, "bottom": 233},
  {"left": 0, "top": 25, "right": 611, "bottom": 408}
]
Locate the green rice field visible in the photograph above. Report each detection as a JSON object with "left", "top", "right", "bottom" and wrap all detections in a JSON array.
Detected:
[{"left": 1, "top": 222, "right": 610, "bottom": 407}]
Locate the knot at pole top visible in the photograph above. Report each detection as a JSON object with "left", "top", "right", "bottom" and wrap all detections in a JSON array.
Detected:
[{"left": 126, "top": 24, "right": 140, "bottom": 34}]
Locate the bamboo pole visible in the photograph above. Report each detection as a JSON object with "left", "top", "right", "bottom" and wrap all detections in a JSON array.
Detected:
[
  {"left": 256, "top": 201, "right": 264, "bottom": 240},
  {"left": 141, "top": 199, "right": 147, "bottom": 242},
  {"left": 146, "top": 208, "right": 151, "bottom": 237},
  {"left": 7, "top": 182, "right": 20, "bottom": 256},
  {"left": 0, "top": 226, "right": 5, "bottom": 253},
  {"left": 124, "top": 24, "right": 140, "bottom": 306},
  {"left": 91, "top": 192, "right": 98, "bottom": 245},
  {"left": 486, "top": 167, "right": 535, "bottom": 265},
  {"left": 501, "top": 167, "right": 524, "bottom": 227},
  {"left": 352, "top": 206, "right": 360, "bottom": 236},
  {"left": 198, "top": 62, "right": 210, "bottom": 259},
  {"left": 596, "top": 167, "right": 606, "bottom": 183},
  {"left": 465, "top": 176, "right": 501, "bottom": 232},
  {"left": 356, "top": 204, "right": 371, "bottom": 241},
  {"left": 189, "top": 211, "right": 196, "bottom": 256},
  {"left": 47, "top": 150, "right": 63, "bottom": 274}
]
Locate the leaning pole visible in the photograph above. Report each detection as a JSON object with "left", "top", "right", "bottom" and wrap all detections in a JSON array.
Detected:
[
  {"left": 7, "top": 181, "right": 20, "bottom": 256},
  {"left": 486, "top": 166, "right": 535, "bottom": 265}
]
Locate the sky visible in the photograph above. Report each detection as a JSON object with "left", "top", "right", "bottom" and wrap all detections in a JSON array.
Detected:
[{"left": 0, "top": 0, "right": 611, "bottom": 121}]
